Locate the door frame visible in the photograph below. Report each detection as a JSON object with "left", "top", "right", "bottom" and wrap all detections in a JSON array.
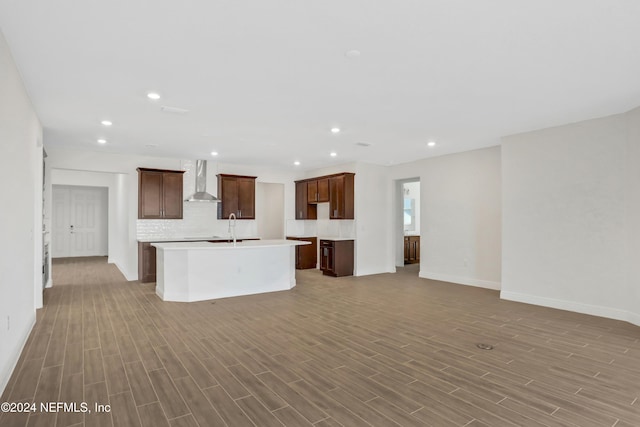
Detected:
[
  {"left": 51, "top": 184, "right": 109, "bottom": 258},
  {"left": 394, "top": 177, "right": 420, "bottom": 267}
]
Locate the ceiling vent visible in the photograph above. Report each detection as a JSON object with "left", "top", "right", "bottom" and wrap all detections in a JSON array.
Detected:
[
  {"left": 160, "top": 106, "right": 189, "bottom": 114},
  {"left": 355, "top": 142, "right": 371, "bottom": 147}
]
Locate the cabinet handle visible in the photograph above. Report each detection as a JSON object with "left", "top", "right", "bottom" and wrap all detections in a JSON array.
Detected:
[{"left": 299, "top": 210, "right": 302, "bottom": 218}]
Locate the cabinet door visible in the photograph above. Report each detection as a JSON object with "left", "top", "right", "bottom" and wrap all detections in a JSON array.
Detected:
[
  {"left": 307, "top": 180, "right": 318, "bottom": 203},
  {"left": 139, "top": 171, "right": 163, "bottom": 219},
  {"left": 295, "top": 182, "right": 316, "bottom": 219},
  {"left": 320, "top": 245, "right": 334, "bottom": 272},
  {"left": 298, "top": 237, "right": 317, "bottom": 269},
  {"left": 414, "top": 236, "right": 420, "bottom": 262},
  {"left": 162, "top": 172, "right": 183, "bottom": 219},
  {"left": 317, "top": 178, "right": 330, "bottom": 202},
  {"left": 138, "top": 242, "right": 157, "bottom": 283},
  {"left": 237, "top": 177, "right": 255, "bottom": 219},
  {"left": 295, "top": 182, "right": 306, "bottom": 219},
  {"left": 329, "top": 176, "right": 344, "bottom": 219},
  {"left": 404, "top": 237, "right": 410, "bottom": 263},
  {"left": 218, "top": 176, "right": 239, "bottom": 219},
  {"left": 329, "top": 174, "right": 355, "bottom": 219}
]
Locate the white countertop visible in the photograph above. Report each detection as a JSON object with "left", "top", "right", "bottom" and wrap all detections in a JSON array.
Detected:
[
  {"left": 138, "top": 236, "right": 258, "bottom": 243},
  {"left": 152, "top": 239, "right": 310, "bottom": 250},
  {"left": 318, "top": 236, "right": 355, "bottom": 241}
]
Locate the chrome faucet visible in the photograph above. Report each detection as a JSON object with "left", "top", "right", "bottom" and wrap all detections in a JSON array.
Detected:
[{"left": 228, "top": 213, "right": 237, "bottom": 246}]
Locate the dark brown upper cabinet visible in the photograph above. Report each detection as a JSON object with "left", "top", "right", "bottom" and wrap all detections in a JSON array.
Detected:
[
  {"left": 217, "top": 174, "right": 257, "bottom": 219},
  {"left": 307, "top": 178, "right": 329, "bottom": 203},
  {"left": 137, "top": 168, "right": 185, "bottom": 219},
  {"left": 295, "top": 172, "right": 354, "bottom": 220},
  {"left": 329, "top": 173, "right": 354, "bottom": 219},
  {"left": 296, "top": 181, "right": 317, "bottom": 219}
]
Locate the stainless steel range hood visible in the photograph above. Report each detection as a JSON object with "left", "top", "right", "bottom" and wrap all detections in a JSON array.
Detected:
[{"left": 186, "top": 160, "right": 219, "bottom": 202}]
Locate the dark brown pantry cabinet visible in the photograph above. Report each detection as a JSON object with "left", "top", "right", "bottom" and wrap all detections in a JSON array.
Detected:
[
  {"left": 286, "top": 237, "right": 317, "bottom": 269},
  {"left": 137, "top": 168, "right": 185, "bottom": 219},
  {"left": 320, "top": 239, "right": 354, "bottom": 277},
  {"left": 217, "top": 174, "right": 257, "bottom": 219}
]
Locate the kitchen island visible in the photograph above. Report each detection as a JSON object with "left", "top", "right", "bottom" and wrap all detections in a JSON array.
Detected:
[{"left": 151, "top": 239, "right": 310, "bottom": 302}]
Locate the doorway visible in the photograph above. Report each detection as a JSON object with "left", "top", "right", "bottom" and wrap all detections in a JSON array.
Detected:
[
  {"left": 395, "top": 178, "right": 421, "bottom": 274},
  {"left": 255, "top": 182, "right": 285, "bottom": 239},
  {"left": 52, "top": 185, "right": 108, "bottom": 258}
]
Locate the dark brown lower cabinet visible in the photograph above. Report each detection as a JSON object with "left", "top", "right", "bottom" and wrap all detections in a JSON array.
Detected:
[
  {"left": 404, "top": 235, "right": 420, "bottom": 264},
  {"left": 286, "top": 237, "right": 317, "bottom": 269},
  {"left": 320, "top": 239, "right": 354, "bottom": 277},
  {"left": 138, "top": 242, "right": 157, "bottom": 283}
]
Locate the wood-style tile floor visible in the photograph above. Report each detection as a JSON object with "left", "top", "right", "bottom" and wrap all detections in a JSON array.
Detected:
[{"left": 2, "top": 257, "right": 640, "bottom": 427}]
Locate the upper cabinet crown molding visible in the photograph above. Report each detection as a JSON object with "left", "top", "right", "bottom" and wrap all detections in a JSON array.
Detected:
[
  {"left": 137, "top": 168, "right": 185, "bottom": 219},
  {"left": 217, "top": 174, "right": 257, "bottom": 219}
]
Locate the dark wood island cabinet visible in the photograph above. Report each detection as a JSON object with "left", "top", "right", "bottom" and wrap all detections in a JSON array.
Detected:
[{"left": 286, "top": 237, "right": 317, "bottom": 269}]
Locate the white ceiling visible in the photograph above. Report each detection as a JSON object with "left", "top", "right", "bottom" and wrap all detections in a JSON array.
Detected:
[{"left": 2, "top": 0, "right": 640, "bottom": 170}]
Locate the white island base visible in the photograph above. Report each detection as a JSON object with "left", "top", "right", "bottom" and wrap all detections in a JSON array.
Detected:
[{"left": 152, "top": 240, "right": 310, "bottom": 302}]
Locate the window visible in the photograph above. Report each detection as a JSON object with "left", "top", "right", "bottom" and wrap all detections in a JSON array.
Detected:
[{"left": 404, "top": 197, "right": 415, "bottom": 231}]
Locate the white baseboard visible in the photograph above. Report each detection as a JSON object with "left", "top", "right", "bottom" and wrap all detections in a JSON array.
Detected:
[
  {"left": 113, "top": 261, "right": 137, "bottom": 282},
  {"left": 419, "top": 271, "right": 501, "bottom": 291},
  {"left": 500, "top": 291, "right": 640, "bottom": 327},
  {"left": 0, "top": 312, "right": 36, "bottom": 397}
]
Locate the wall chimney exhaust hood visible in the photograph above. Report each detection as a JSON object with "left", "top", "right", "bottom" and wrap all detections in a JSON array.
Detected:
[{"left": 186, "top": 160, "right": 219, "bottom": 202}]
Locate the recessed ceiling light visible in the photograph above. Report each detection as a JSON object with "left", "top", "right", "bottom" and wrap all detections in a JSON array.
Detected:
[
  {"left": 345, "top": 50, "right": 361, "bottom": 58},
  {"left": 101, "top": 120, "right": 112, "bottom": 126},
  {"left": 97, "top": 139, "right": 107, "bottom": 144},
  {"left": 211, "top": 151, "right": 218, "bottom": 156},
  {"left": 331, "top": 127, "right": 340, "bottom": 134},
  {"left": 427, "top": 141, "right": 436, "bottom": 147},
  {"left": 294, "top": 161, "right": 300, "bottom": 166},
  {"left": 147, "top": 92, "right": 161, "bottom": 100},
  {"left": 330, "top": 152, "right": 337, "bottom": 157}
]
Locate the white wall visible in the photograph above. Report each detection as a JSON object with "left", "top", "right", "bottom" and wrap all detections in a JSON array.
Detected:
[
  {"left": 502, "top": 110, "right": 640, "bottom": 326},
  {"left": 390, "top": 146, "right": 502, "bottom": 289},
  {"left": 627, "top": 107, "right": 640, "bottom": 322},
  {"left": 0, "top": 31, "right": 43, "bottom": 395},
  {"left": 354, "top": 162, "right": 395, "bottom": 276}
]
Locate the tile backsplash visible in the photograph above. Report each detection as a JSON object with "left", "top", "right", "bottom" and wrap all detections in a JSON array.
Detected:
[{"left": 136, "top": 202, "right": 258, "bottom": 239}]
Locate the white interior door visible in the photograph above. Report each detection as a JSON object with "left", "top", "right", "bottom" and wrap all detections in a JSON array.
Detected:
[
  {"left": 52, "top": 187, "right": 71, "bottom": 257},
  {"left": 52, "top": 185, "right": 108, "bottom": 258}
]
